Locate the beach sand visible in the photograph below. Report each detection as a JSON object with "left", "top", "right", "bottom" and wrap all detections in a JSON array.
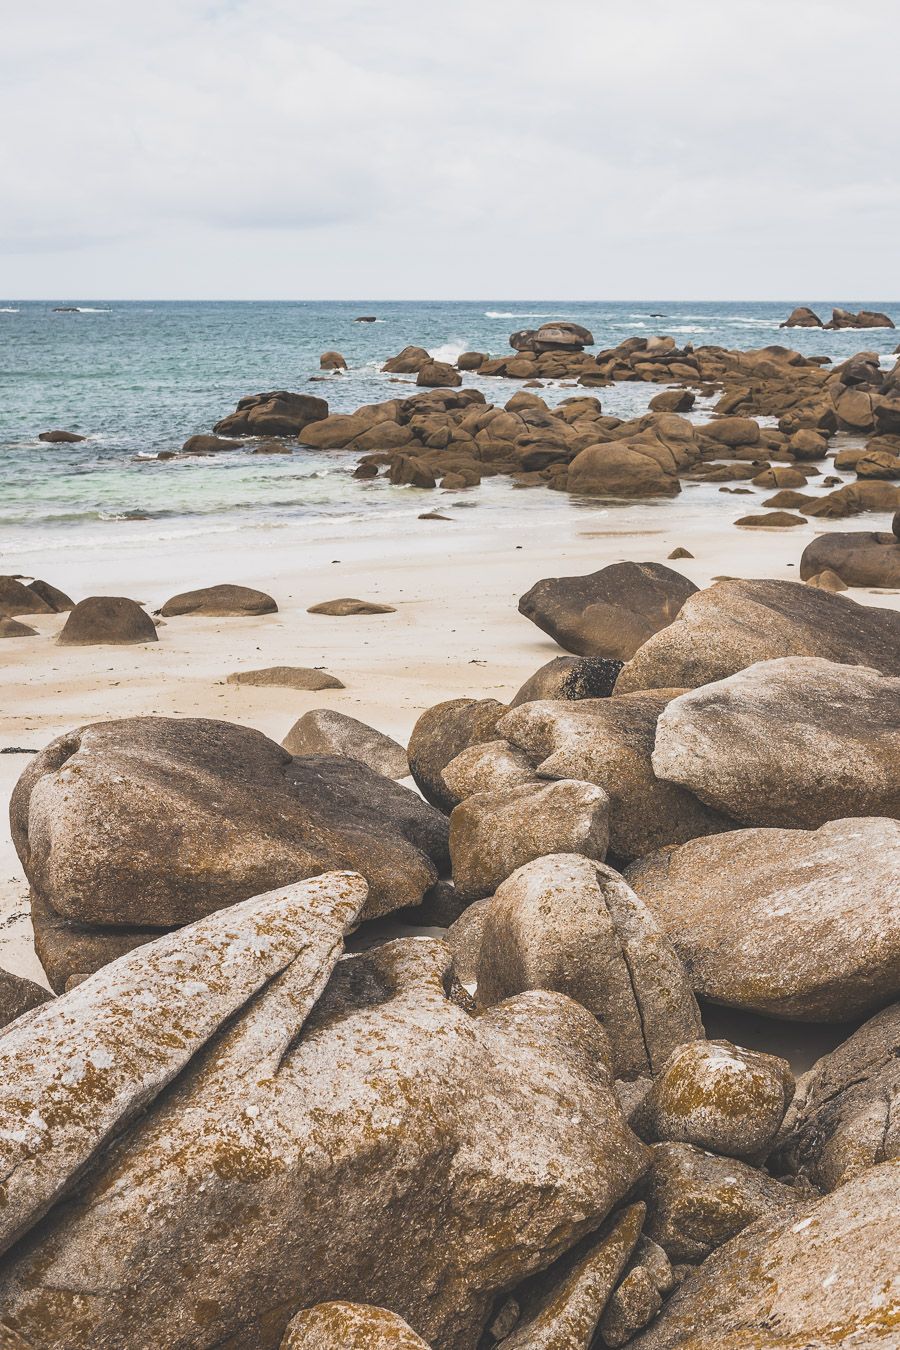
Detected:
[{"left": 2, "top": 493, "right": 898, "bottom": 992}]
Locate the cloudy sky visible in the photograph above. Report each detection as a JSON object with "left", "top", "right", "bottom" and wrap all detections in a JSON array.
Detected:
[{"left": 3, "top": 0, "right": 898, "bottom": 300}]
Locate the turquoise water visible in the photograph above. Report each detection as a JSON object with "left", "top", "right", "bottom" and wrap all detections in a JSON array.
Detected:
[{"left": 1, "top": 300, "right": 896, "bottom": 556}]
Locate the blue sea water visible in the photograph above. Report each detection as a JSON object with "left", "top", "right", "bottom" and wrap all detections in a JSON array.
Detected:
[{"left": 0, "top": 300, "right": 896, "bottom": 559}]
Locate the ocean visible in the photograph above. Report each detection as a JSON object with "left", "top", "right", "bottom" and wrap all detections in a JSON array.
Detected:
[{"left": 1, "top": 299, "right": 896, "bottom": 567}]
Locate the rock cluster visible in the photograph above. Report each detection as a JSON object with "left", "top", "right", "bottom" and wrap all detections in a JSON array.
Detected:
[{"left": 1, "top": 557, "right": 898, "bottom": 1347}]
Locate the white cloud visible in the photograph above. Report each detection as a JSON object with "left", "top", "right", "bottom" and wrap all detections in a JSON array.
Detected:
[{"left": 2, "top": 0, "right": 898, "bottom": 297}]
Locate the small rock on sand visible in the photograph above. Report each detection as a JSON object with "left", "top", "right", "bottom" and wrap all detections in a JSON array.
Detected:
[
  {"left": 227, "top": 666, "right": 344, "bottom": 691},
  {"left": 307, "top": 598, "right": 396, "bottom": 615}
]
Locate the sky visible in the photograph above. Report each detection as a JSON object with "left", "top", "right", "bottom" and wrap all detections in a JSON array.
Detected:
[{"left": 2, "top": 0, "right": 898, "bottom": 301}]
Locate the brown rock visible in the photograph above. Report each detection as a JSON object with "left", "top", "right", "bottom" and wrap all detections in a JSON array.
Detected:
[
  {"left": 780, "top": 307, "right": 823, "bottom": 328},
  {"left": 307, "top": 597, "right": 396, "bottom": 615},
  {"left": 567, "top": 442, "right": 681, "bottom": 498},
  {"left": 509, "top": 655, "right": 625, "bottom": 706},
  {"left": 805, "top": 568, "right": 848, "bottom": 591},
  {"left": 56, "top": 596, "right": 157, "bottom": 646},
  {"left": 382, "top": 345, "right": 431, "bottom": 374},
  {"left": 735, "top": 511, "right": 807, "bottom": 527},
  {"left": 180, "top": 434, "right": 246, "bottom": 454},
  {"left": 449, "top": 782, "right": 610, "bottom": 903},
  {"left": 213, "top": 390, "right": 328, "bottom": 437},
  {"left": 800, "top": 530, "right": 900, "bottom": 587},
  {"left": 408, "top": 698, "right": 506, "bottom": 813},
  {"left": 281, "top": 1303, "right": 428, "bottom": 1348},
  {"left": 518, "top": 562, "right": 697, "bottom": 660},
  {"left": 416, "top": 360, "right": 462, "bottom": 389},
  {"left": 319, "top": 350, "right": 347, "bottom": 370},
  {"left": 25, "top": 579, "right": 73, "bottom": 611},
  {"left": 38, "top": 429, "right": 86, "bottom": 443},
  {"left": 0, "top": 619, "right": 37, "bottom": 639},
  {"left": 0, "top": 576, "right": 53, "bottom": 617},
  {"left": 159, "top": 583, "right": 277, "bottom": 617},
  {"left": 649, "top": 390, "right": 695, "bottom": 413},
  {"left": 226, "top": 666, "right": 344, "bottom": 690},
  {"left": 0, "top": 967, "right": 52, "bottom": 1031},
  {"left": 441, "top": 739, "right": 535, "bottom": 800},
  {"left": 456, "top": 351, "right": 485, "bottom": 371},
  {"left": 282, "top": 709, "right": 408, "bottom": 779}
]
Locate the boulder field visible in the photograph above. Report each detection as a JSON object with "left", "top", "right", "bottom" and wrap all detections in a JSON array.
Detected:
[{"left": 0, "top": 564, "right": 897, "bottom": 1346}]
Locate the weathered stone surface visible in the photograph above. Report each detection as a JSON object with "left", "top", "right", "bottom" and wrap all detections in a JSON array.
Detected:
[
  {"left": 56, "top": 596, "right": 158, "bottom": 645},
  {"left": 307, "top": 597, "right": 396, "bottom": 615},
  {"left": 509, "top": 655, "right": 625, "bottom": 705},
  {"left": 159, "top": 583, "right": 277, "bottom": 617},
  {"left": 416, "top": 360, "right": 462, "bottom": 388},
  {"left": 0, "top": 967, "right": 51, "bottom": 1031},
  {"left": 0, "top": 619, "right": 36, "bottom": 639},
  {"left": 213, "top": 390, "right": 328, "bottom": 437},
  {"left": 449, "top": 783, "right": 609, "bottom": 903},
  {"left": 11, "top": 718, "right": 449, "bottom": 988},
  {"left": 615, "top": 579, "right": 900, "bottom": 691},
  {"left": 382, "top": 345, "right": 431, "bottom": 374},
  {"left": 625, "top": 818, "right": 900, "bottom": 1020},
  {"left": 408, "top": 698, "right": 506, "bottom": 813},
  {"left": 0, "top": 576, "right": 54, "bottom": 617},
  {"left": 0, "top": 938, "right": 649, "bottom": 1349},
  {"left": 635, "top": 1040, "right": 794, "bottom": 1161},
  {"left": 497, "top": 696, "right": 734, "bottom": 863},
  {"left": 703, "top": 416, "right": 761, "bottom": 448},
  {"left": 476, "top": 855, "right": 701, "bottom": 1078},
  {"left": 800, "top": 530, "right": 900, "bottom": 588},
  {"left": 180, "top": 434, "right": 246, "bottom": 454},
  {"left": 735, "top": 510, "right": 807, "bottom": 528},
  {"left": 639, "top": 1141, "right": 800, "bottom": 1264},
  {"left": 500, "top": 1205, "right": 645, "bottom": 1350},
  {"left": 599, "top": 1264, "right": 662, "bottom": 1347},
  {"left": 774, "top": 1001, "right": 900, "bottom": 1190},
  {"left": 281, "top": 1303, "right": 428, "bottom": 1348},
  {"left": 805, "top": 568, "right": 848, "bottom": 592},
  {"left": 652, "top": 658, "right": 900, "bottom": 829},
  {"left": 226, "top": 666, "right": 344, "bottom": 690},
  {"left": 567, "top": 442, "right": 681, "bottom": 498},
  {"left": 629, "top": 1160, "right": 900, "bottom": 1349},
  {"left": 442, "top": 739, "right": 535, "bottom": 799},
  {"left": 0, "top": 872, "right": 366, "bottom": 1260},
  {"left": 282, "top": 709, "right": 408, "bottom": 779},
  {"left": 519, "top": 562, "right": 697, "bottom": 660}
]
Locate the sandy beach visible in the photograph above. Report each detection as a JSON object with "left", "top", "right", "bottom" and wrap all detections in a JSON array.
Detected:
[{"left": 3, "top": 491, "right": 897, "bottom": 988}]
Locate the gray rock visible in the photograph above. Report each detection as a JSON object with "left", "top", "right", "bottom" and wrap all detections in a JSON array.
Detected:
[
  {"left": 0, "top": 938, "right": 648, "bottom": 1349},
  {"left": 0, "top": 871, "right": 367, "bottom": 1260},
  {"left": 449, "top": 782, "right": 610, "bottom": 904},
  {"left": 625, "top": 817, "right": 900, "bottom": 1021},
  {"left": 476, "top": 855, "right": 702, "bottom": 1078},
  {"left": 615, "top": 578, "right": 900, "bottom": 691},
  {"left": 629, "top": 1160, "right": 900, "bottom": 1349},
  {"left": 497, "top": 695, "right": 735, "bottom": 863},
  {"left": 652, "top": 658, "right": 900, "bottom": 828},
  {"left": 519, "top": 562, "right": 697, "bottom": 660},
  {"left": 283, "top": 709, "right": 409, "bottom": 778}
]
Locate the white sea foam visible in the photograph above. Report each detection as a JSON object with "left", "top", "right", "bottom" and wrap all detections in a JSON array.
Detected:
[
  {"left": 0, "top": 307, "right": 19, "bottom": 313},
  {"left": 428, "top": 341, "right": 467, "bottom": 364},
  {"left": 484, "top": 311, "right": 555, "bottom": 319}
]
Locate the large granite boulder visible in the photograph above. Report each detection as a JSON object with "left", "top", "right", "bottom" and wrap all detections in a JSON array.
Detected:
[
  {"left": 615, "top": 579, "right": 900, "bottom": 691},
  {"left": 518, "top": 562, "right": 697, "bottom": 660},
  {"left": 0, "top": 922, "right": 648, "bottom": 1348},
  {"left": 213, "top": 390, "right": 328, "bottom": 437},
  {"left": 475, "top": 854, "right": 702, "bottom": 1078},
  {"left": 281, "top": 1303, "right": 428, "bottom": 1348},
  {"left": 408, "top": 697, "right": 506, "bottom": 813},
  {"left": 629, "top": 1160, "right": 900, "bottom": 1349},
  {"left": 625, "top": 817, "right": 900, "bottom": 1020},
  {"left": 774, "top": 1001, "right": 900, "bottom": 1190},
  {"left": 449, "top": 781, "right": 610, "bottom": 903},
  {"left": 382, "top": 345, "right": 431, "bottom": 374},
  {"left": 11, "top": 717, "right": 449, "bottom": 990},
  {"left": 56, "top": 596, "right": 158, "bottom": 646},
  {"left": 780, "top": 306, "right": 823, "bottom": 328},
  {"left": 800, "top": 529, "right": 900, "bottom": 588},
  {"left": 158, "top": 583, "right": 277, "bottom": 617},
  {"left": 282, "top": 709, "right": 408, "bottom": 779},
  {"left": 510, "top": 322, "right": 594, "bottom": 353},
  {"left": 652, "top": 658, "right": 900, "bottom": 829},
  {"left": 497, "top": 695, "right": 735, "bottom": 863}
]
